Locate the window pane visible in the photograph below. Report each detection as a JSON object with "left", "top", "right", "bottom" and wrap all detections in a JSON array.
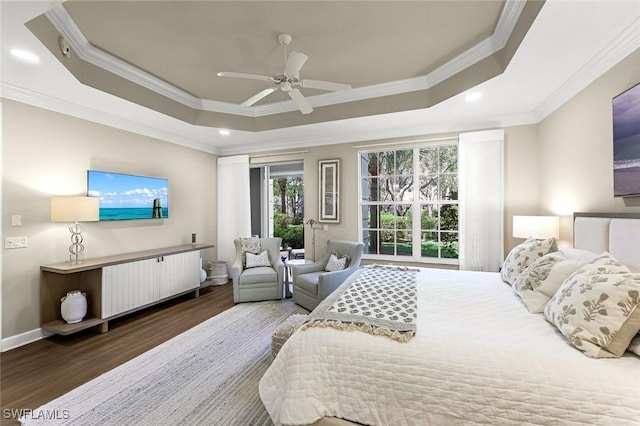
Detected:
[
  {"left": 440, "top": 174, "right": 458, "bottom": 200},
  {"left": 363, "top": 230, "right": 380, "bottom": 255},
  {"left": 395, "top": 149, "right": 413, "bottom": 175},
  {"left": 421, "top": 205, "right": 439, "bottom": 230},
  {"left": 379, "top": 178, "right": 393, "bottom": 202},
  {"left": 397, "top": 231, "right": 412, "bottom": 257},
  {"left": 419, "top": 175, "right": 439, "bottom": 201},
  {"left": 395, "top": 175, "right": 414, "bottom": 202},
  {"left": 380, "top": 230, "right": 395, "bottom": 255},
  {"left": 440, "top": 204, "right": 458, "bottom": 231},
  {"left": 421, "top": 231, "right": 439, "bottom": 258},
  {"left": 419, "top": 148, "right": 438, "bottom": 174},
  {"left": 363, "top": 205, "right": 380, "bottom": 229},
  {"left": 441, "top": 232, "right": 459, "bottom": 258},
  {"left": 380, "top": 205, "right": 395, "bottom": 230},
  {"left": 361, "top": 152, "right": 378, "bottom": 176},
  {"left": 362, "top": 177, "right": 383, "bottom": 202},
  {"left": 379, "top": 151, "right": 394, "bottom": 175},
  {"left": 439, "top": 145, "right": 458, "bottom": 173},
  {"left": 398, "top": 207, "right": 412, "bottom": 229}
]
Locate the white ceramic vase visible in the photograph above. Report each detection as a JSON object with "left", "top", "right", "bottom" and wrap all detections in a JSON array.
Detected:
[
  {"left": 199, "top": 257, "right": 207, "bottom": 283},
  {"left": 61, "top": 290, "right": 87, "bottom": 324}
]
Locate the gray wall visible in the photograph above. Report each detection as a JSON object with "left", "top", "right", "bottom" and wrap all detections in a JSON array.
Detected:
[{"left": 2, "top": 99, "right": 217, "bottom": 339}]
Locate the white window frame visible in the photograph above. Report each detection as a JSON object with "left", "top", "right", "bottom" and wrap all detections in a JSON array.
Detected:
[{"left": 357, "top": 142, "right": 459, "bottom": 265}]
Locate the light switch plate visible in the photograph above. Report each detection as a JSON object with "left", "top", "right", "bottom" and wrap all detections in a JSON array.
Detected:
[
  {"left": 5, "top": 236, "right": 28, "bottom": 249},
  {"left": 11, "top": 215, "right": 22, "bottom": 227}
]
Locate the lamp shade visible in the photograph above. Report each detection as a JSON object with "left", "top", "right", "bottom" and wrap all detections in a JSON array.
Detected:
[
  {"left": 51, "top": 196, "right": 100, "bottom": 222},
  {"left": 513, "top": 215, "right": 559, "bottom": 239}
]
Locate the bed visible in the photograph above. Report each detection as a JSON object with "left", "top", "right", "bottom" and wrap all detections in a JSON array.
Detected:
[{"left": 259, "top": 213, "right": 640, "bottom": 425}]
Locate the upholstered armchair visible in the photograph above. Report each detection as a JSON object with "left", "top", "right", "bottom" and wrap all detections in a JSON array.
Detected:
[
  {"left": 230, "top": 237, "right": 284, "bottom": 303},
  {"left": 292, "top": 239, "right": 365, "bottom": 311}
]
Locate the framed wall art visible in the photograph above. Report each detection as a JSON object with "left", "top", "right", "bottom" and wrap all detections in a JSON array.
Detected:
[{"left": 318, "top": 159, "right": 340, "bottom": 223}]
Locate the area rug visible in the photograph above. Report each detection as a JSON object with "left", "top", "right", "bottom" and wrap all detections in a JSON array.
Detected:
[{"left": 20, "top": 300, "right": 307, "bottom": 425}]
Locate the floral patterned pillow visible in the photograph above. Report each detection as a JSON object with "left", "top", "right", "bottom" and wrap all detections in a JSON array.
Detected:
[
  {"left": 543, "top": 252, "right": 640, "bottom": 358},
  {"left": 513, "top": 252, "right": 586, "bottom": 313},
  {"left": 501, "top": 237, "right": 558, "bottom": 285},
  {"left": 239, "top": 237, "right": 261, "bottom": 267}
]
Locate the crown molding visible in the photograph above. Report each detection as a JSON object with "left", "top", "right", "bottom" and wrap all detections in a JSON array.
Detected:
[
  {"left": 45, "top": 0, "right": 525, "bottom": 118},
  {"left": 1, "top": 82, "right": 220, "bottom": 155},
  {"left": 533, "top": 16, "right": 640, "bottom": 121}
]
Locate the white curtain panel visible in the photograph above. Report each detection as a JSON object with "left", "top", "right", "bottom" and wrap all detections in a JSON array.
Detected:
[
  {"left": 217, "top": 155, "right": 251, "bottom": 264},
  {"left": 458, "top": 129, "right": 504, "bottom": 272}
]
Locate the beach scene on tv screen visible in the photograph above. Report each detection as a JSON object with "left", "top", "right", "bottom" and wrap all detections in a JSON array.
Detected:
[
  {"left": 87, "top": 171, "right": 169, "bottom": 220},
  {"left": 613, "top": 83, "right": 640, "bottom": 196}
]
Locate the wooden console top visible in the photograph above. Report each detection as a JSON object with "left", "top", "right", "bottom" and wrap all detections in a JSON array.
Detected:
[{"left": 41, "top": 243, "right": 215, "bottom": 274}]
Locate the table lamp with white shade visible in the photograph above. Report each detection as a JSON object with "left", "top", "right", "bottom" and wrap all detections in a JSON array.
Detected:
[
  {"left": 512, "top": 215, "right": 559, "bottom": 240},
  {"left": 50, "top": 196, "right": 100, "bottom": 264}
]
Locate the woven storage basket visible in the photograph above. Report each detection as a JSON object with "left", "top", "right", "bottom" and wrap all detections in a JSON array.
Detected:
[{"left": 208, "top": 261, "right": 228, "bottom": 285}]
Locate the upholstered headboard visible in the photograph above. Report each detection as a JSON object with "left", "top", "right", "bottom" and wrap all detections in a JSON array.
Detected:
[{"left": 574, "top": 212, "right": 640, "bottom": 272}]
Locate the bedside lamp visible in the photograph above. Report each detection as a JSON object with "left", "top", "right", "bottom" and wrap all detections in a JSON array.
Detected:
[
  {"left": 513, "top": 215, "right": 559, "bottom": 240},
  {"left": 51, "top": 196, "right": 100, "bottom": 264}
]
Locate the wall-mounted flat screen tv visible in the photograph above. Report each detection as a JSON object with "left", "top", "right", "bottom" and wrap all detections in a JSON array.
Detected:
[
  {"left": 87, "top": 170, "right": 169, "bottom": 220},
  {"left": 613, "top": 82, "right": 640, "bottom": 197}
]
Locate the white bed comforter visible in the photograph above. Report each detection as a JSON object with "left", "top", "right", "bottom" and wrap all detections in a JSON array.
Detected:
[{"left": 259, "top": 269, "right": 640, "bottom": 425}]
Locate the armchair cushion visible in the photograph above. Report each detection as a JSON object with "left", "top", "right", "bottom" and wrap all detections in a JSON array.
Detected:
[
  {"left": 295, "top": 272, "right": 323, "bottom": 295},
  {"left": 325, "top": 252, "right": 350, "bottom": 271},
  {"left": 245, "top": 250, "right": 271, "bottom": 268},
  {"left": 239, "top": 266, "right": 277, "bottom": 285}
]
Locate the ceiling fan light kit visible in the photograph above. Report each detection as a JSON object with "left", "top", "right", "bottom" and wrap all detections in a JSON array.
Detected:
[{"left": 217, "top": 33, "right": 352, "bottom": 114}]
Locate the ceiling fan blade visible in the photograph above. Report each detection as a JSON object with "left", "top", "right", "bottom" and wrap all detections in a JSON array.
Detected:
[
  {"left": 217, "top": 71, "right": 274, "bottom": 82},
  {"left": 241, "top": 87, "right": 277, "bottom": 107},
  {"left": 284, "top": 51, "right": 308, "bottom": 77},
  {"left": 301, "top": 79, "right": 352, "bottom": 92},
  {"left": 288, "top": 88, "right": 313, "bottom": 114}
]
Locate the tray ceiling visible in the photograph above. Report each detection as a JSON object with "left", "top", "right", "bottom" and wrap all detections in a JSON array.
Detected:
[{"left": 24, "top": 0, "right": 542, "bottom": 131}]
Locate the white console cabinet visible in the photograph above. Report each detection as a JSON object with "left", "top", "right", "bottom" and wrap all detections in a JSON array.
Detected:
[{"left": 41, "top": 244, "right": 213, "bottom": 335}]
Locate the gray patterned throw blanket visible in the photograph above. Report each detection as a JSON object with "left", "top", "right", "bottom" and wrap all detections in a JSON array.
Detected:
[{"left": 302, "top": 265, "right": 418, "bottom": 342}]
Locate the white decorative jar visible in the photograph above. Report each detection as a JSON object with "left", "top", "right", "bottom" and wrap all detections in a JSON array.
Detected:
[
  {"left": 200, "top": 257, "right": 207, "bottom": 283},
  {"left": 61, "top": 290, "right": 87, "bottom": 324}
]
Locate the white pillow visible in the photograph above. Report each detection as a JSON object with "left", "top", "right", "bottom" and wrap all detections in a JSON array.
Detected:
[
  {"left": 559, "top": 247, "right": 599, "bottom": 263},
  {"left": 501, "top": 237, "right": 558, "bottom": 285},
  {"left": 544, "top": 252, "right": 640, "bottom": 358},
  {"left": 513, "top": 252, "right": 586, "bottom": 313},
  {"left": 325, "top": 252, "right": 350, "bottom": 271},
  {"left": 245, "top": 250, "right": 271, "bottom": 268}
]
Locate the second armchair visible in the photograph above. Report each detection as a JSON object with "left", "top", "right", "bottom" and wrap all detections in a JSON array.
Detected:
[{"left": 291, "top": 239, "right": 364, "bottom": 311}]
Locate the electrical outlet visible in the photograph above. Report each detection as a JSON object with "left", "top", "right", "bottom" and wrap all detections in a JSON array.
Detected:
[{"left": 5, "top": 236, "right": 28, "bottom": 249}]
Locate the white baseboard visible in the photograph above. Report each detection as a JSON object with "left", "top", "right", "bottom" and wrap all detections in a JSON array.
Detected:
[{"left": 1, "top": 328, "right": 45, "bottom": 352}]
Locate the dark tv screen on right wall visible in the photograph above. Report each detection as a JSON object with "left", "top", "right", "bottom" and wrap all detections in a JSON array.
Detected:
[{"left": 613, "top": 82, "right": 640, "bottom": 197}]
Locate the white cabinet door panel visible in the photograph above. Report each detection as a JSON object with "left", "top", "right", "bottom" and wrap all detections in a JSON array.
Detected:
[
  {"left": 159, "top": 251, "right": 201, "bottom": 299},
  {"left": 102, "top": 258, "right": 159, "bottom": 318}
]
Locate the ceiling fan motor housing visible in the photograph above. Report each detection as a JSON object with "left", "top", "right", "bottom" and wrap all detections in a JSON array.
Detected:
[{"left": 277, "top": 33, "right": 292, "bottom": 47}]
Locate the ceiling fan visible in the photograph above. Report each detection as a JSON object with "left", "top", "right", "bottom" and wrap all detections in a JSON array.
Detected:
[{"left": 217, "top": 33, "right": 352, "bottom": 114}]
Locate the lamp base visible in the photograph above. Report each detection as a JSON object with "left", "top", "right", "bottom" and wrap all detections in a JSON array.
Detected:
[
  {"left": 68, "top": 222, "right": 86, "bottom": 264},
  {"left": 69, "top": 253, "right": 85, "bottom": 265}
]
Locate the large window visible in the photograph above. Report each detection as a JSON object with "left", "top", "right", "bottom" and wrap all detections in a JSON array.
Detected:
[{"left": 359, "top": 144, "right": 458, "bottom": 263}]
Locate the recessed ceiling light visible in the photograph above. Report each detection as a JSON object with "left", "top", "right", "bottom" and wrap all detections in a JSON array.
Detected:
[
  {"left": 9, "top": 48, "right": 40, "bottom": 64},
  {"left": 464, "top": 92, "right": 482, "bottom": 102},
  {"left": 219, "top": 129, "right": 230, "bottom": 136}
]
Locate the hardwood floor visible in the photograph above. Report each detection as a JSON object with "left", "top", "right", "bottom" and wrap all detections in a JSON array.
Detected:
[{"left": 0, "top": 282, "right": 235, "bottom": 425}]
